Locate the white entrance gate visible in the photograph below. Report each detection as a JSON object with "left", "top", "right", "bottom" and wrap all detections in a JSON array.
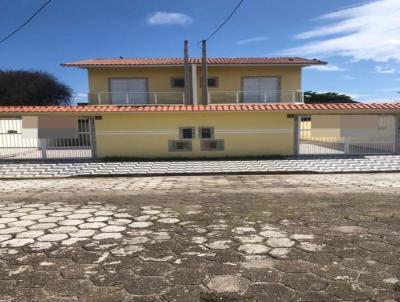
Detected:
[
  {"left": 0, "top": 118, "right": 95, "bottom": 160},
  {"left": 299, "top": 115, "right": 396, "bottom": 155}
]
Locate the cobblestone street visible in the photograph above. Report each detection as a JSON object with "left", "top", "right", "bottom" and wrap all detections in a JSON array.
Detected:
[{"left": 0, "top": 174, "right": 400, "bottom": 301}]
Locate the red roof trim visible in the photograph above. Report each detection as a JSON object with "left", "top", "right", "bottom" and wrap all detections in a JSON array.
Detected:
[
  {"left": 0, "top": 103, "right": 400, "bottom": 113},
  {"left": 61, "top": 57, "right": 327, "bottom": 67}
]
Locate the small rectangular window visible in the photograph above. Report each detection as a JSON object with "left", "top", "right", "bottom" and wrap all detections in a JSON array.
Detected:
[
  {"left": 169, "top": 140, "right": 192, "bottom": 152},
  {"left": 171, "top": 78, "right": 185, "bottom": 88},
  {"left": 199, "top": 127, "right": 214, "bottom": 139},
  {"left": 7, "top": 130, "right": 18, "bottom": 134},
  {"left": 208, "top": 78, "right": 218, "bottom": 88},
  {"left": 201, "top": 139, "right": 224, "bottom": 151},
  {"left": 179, "top": 127, "right": 195, "bottom": 139},
  {"left": 200, "top": 77, "right": 219, "bottom": 88}
]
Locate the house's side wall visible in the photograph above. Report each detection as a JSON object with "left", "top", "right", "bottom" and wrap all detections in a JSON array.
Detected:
[
  {"left": 94, "top": 112, "right": 294, "bottom": 158},
  {"left": 87, "top": 66, "right": 302, "bottom": 104}
]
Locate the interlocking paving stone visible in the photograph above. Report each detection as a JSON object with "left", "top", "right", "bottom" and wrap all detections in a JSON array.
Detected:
[{"left": 1, "top": 174, "right": 400, "bottom": 301}]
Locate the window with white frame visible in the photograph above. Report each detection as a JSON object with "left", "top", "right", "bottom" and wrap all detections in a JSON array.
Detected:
[
  {"left": 179, "top": 127, "right": 195, "bottom": 139},
  {"left": 171, "top": 78, "right": 185, "bottom": 88},
  {"left": 199, "top": 127, "right": 214, "bottom": 139}
]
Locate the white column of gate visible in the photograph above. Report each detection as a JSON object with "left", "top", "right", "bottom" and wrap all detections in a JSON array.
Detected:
[{"left": 299, "top": 115, "right": 396, "bottom": 155}]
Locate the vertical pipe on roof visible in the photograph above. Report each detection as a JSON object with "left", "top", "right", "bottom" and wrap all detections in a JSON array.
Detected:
[
  {"left": 184, "top": 40, "right": 191, "bottom": 105},
  {"left": 202, "top": 40, "right": 208, "bottom": 105},
  {"left": 191, "top": 64, "right": 198, "bottom": 105}
]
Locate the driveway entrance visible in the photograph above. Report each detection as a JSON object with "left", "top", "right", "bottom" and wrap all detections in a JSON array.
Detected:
[
  {"left": 298, "top": 114, "right": 396, "bottom": 155},
  {"left": 0, "top": 117, "right": 95, "bottom": 160}
]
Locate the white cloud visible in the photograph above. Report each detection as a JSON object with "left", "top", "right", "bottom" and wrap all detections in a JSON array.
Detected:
[
  {"left": 341, "top": 75, "right": 356, "bottom": 80},
  {"left": 346, "top": 93, "right": 369, "bottom": 100},
  {"left": 74, "top": 93, "right": 87, "bottom": 98},
  {"left": 236, "top": 36, "right": 269, "bottom": 45},
  {"left": 283, "top": 0, "right": 400, "bottom": 62},
  {"left": 374, "top": 65, "right": 396, "bottom": 74},
  {"left": 72, "top": 93, "right": 88, "bottom": 101},
  {"left": 71, "top": 93, "right": 88, "bottom": 105},
  {"left": 307, "top": 64, "right": 345, "bottom": 72},
  {"left": 147, "top": 12, "right": 193, "bottom": 26},
  {"left": 362, "top": 98, "right": 398, "bottom": 103}
]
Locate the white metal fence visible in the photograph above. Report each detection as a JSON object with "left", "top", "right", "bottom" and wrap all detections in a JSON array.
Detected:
[
  {"left": 209, "top": 90, "right": 304, "bottom": 104},
  {"left": 0, "top": 118, "right": 93, "bottom": 160},
  {"left": 89, "top": 92, "right": 185, "bottom": 105},
  {"left": 299, "top": 115, "right": 396, "bottom": 155}
]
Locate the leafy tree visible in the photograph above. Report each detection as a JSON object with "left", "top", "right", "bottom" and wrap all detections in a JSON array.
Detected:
[
  {"left": 304, "top": 91, "right": 358, "bottom": 104},
  {"left": 0, "top": 70, "right": 72, "bottom": 106}
]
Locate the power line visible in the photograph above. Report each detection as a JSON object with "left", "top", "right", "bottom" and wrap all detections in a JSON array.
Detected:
[
  {"left": 0, "top": 0, "right": 52, "bottom": 45},
  {"left": 199, "top": 0, "right": 245, "bottom": 45}
]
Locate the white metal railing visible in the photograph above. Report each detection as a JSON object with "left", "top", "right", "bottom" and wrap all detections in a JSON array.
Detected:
[
  {"left": 299, "top": 137, "right": 395, "bottom": 155},
  {"left": 299, "top": 115, "right": 396, "bottom": 155},
  {"left": 0, "top": 118, "right": 93, "bottom": 160},
  {"left": 208, "top": 90, "right": 304, "bottom": 104},
  {"left": 89, "top": 92, "right": 185, "bottom": 105}
]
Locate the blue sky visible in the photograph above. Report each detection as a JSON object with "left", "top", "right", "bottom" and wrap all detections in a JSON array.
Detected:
[{"left": 1, "top": 0, "right": 400, "bottom": 103}]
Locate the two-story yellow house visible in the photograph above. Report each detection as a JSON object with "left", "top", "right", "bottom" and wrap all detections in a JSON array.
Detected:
[
  {"left": 62, "top": 57, "right": 325, "bottom": 105},
  {"left": 1, "top": 56, "right": 398, "bottom": 161},
  {"left": 59, "top": 57, "right": 329, "bottom": 158}
]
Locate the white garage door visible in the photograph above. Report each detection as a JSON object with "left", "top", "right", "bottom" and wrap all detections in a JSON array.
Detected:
[
  {"left": 110, "top": 78, "right": 148, "bottom": 104},
  {"left": 242, "top": 77, "right": 280, "bottom": 103}
]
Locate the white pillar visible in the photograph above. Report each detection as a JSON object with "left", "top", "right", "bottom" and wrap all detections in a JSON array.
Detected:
[
  {"left": 395, "top": 115, "right": 400, "bottom": 154},
  {"left": 191, "top": 64, "right": 198, "bottom": 105}
]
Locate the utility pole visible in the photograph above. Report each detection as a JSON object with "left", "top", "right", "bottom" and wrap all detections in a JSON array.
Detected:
[
  {"left": 183, "top": 40, "right": 191, "bottom": 105},
  {"left": 202, "top": 40, "right": 208, "bottom": 105}
]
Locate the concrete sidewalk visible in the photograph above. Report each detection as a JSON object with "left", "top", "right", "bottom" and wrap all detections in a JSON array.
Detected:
[{"left": 0, "top": 155, "right": 400, "bottom": 179}]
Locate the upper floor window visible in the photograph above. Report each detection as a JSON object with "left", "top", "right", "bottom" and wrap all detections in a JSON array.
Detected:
[
  {"left": 200, "top": 77, "right": 219, "bottom": 88},
  {"left": 171, "top": 78, "right": 185, "bottom": 88},
  {"left": 207, "top": 77, "right": 219, "bottom": 88}
]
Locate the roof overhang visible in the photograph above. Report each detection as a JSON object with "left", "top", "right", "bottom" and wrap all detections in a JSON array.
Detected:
[
  {"left": 62, "top": 64, "right": 323, "bottom": 69},
  {"left": 61, "top": 57, "right": 327, "bottom": 69},
  {"left": 0, "top": 103, "right": 399, "bottom": 115}
]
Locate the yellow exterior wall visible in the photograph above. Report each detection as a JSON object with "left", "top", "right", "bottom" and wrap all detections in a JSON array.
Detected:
[
  {"left": 94, "top": 112, "right": 294, "bottom": 158},
  {"left": 204, "top": 66, "right": 301, "bottom": 102},
  {"left": 87, "top": 65, "right": 302, "bottom": 104},
  {"left": 88, "top": 67, "right": 185, "bottom": 104}
]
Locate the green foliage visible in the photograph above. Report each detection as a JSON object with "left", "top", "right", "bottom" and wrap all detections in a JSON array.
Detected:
[
  {"left": 0, "top": 70, "right": 72, "bottom": 106},
  {"left": 304, "top": 91, "right": 358, "bottom": 104}
]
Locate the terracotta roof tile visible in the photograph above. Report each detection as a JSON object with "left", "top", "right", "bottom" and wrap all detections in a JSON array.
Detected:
[
  {"left": 0, "top": 103, "right": 400, "bottom": 113},
  {"left": 61, "top": 57, "right": 326, "bottom": 68}
]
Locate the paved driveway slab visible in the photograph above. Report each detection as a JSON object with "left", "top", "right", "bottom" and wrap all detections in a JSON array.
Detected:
[{"left": 0, "top": 174, "right": 399, "bottom": 301}]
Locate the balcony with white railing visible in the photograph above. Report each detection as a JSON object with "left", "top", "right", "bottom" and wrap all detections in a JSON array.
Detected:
[
  {"left": 88, "top": 92, "right": 185, "bottom": 105},
  {"left": 208, "top": 90, "right": 304, "bottom": 104},
  {"left": 88, "top": 90, "right": 304, "bottom": 105}
]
